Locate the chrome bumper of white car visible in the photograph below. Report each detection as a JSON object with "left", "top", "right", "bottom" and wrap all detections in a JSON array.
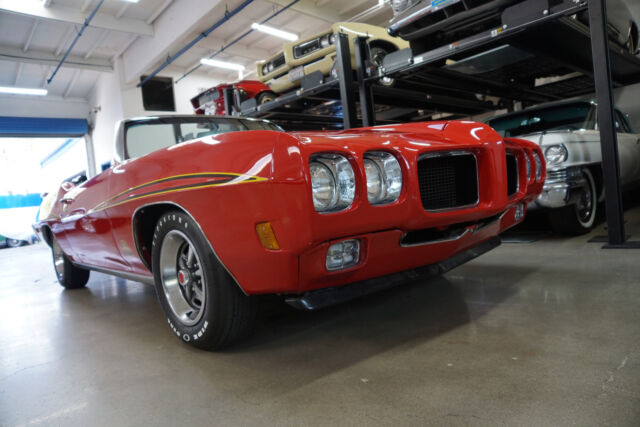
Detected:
[{"left": 528, "top": 167, "right": 587, "bottom": 210}]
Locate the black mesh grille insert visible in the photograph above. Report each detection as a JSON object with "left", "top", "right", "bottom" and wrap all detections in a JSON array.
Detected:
[
  {"left": 417, "top": 154, "right": 478, "bottom": 210},
  {"left": 506, "top": 153, "right": 518, "bottom": 197}
]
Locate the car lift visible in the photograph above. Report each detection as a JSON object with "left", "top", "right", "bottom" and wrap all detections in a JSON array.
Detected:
[{"left": 227, "top": 0, "right": 640, "bottom": 248}]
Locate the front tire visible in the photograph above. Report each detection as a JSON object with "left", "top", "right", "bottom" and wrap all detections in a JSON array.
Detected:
[
  {"left": 151, "top": 211, "right": 256, "bottom": 350},
  {"left": 7, "top": 238, "right": 23, "bottom": 248},
  {"left": 369, "top": 46, "right": 395, "bottom": 87},
  {"left": 257, "top": 91, "right": 276, "bottom": 105},
  {"left": 548, "top": 168, "right": 597, "bottom": 235},
  {"left": 51, "top": 237, "right": 90, "bottom": 288}
]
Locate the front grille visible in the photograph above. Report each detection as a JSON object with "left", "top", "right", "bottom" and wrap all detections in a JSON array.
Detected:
[
  {"left": 546, "top": 169, "right": 568, "bottom": 182},
  {"left": 506, "top": 153, "right": 518, "bottom": 197},
  {"left": 417, "top": 153, "right": 478, "bottom": 211}
]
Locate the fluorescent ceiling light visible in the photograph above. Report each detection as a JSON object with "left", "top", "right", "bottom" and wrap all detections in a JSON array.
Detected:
[
  {"left": 251, "top": 23, "right": 298, "bottom": 41},
  {"left": 0, "top": 86, "right": 47, "bottom": 96},
  {"left": 200, "top": 58, "right": 245, "bottom": 71},
  {"left": 121, "top": 0, "right": 140, "bottom": 3}
]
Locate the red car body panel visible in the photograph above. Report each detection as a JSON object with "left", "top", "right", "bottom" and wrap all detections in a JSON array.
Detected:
[
  {"left": 190, "top": 80, "right": 271, "bottom": 115},
  {"left": 37, "top": 120, "right": 544, "bottom": 296}
]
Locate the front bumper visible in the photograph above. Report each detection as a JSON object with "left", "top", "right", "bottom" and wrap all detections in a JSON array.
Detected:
[
  {"left": 295, "top": 203, "right": 523, "bottom": 295},
  {"left": 530, "top": 167, "right": 586, "bottom": 209}
]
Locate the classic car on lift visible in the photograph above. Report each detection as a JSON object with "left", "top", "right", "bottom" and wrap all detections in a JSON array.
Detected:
[
  {"left": 190, "top": 80, "right": 275, "bottom": 115},
  {"left": 388, "top": 0, "right": 639, "bottom": 55},
  {"left": 257, "top": 22, "right": 409, "bottom": 94},
  {"left": 34, "top": 115, "right": 544, "bottom": 350},
  {"left": 487, "top": 100, "right": 640, "bottom": 234}
]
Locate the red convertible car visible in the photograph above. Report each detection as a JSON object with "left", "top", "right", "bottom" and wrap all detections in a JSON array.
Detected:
[{"left": 35, "top": 115, "right": 544, "bottom": 350}]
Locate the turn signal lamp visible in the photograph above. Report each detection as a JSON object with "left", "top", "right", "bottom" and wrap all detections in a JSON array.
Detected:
[{"left": 256, "top": 222, "right": 280, "bottom": 250}]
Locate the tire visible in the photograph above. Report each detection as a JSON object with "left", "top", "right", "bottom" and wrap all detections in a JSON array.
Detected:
[
  {"left": 257, "top": 91, "right": 276, "bottom": 105},
  {"left": 51, "top": 237, "right": 90, "bottom": 289},
  {"left": 151, "top": 211, "right": 256, "bottom": 350},
  {"left": 369, "top": 46, "right": 395, "bottom": 87},
  {"left": 6, "top": 238, "right": 23, "bottom": 248},
  {"left": 548, "top": 168, "right": 597, "bottom": 235}
]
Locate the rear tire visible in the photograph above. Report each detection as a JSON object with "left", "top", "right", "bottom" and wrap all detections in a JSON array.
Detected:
[
  {"left": 51, "top": 237, "right": 90, "bottom": 289},
  {"left": 151, "top": 211, "right": 256, "bottom": 350},
  {"left": 548, "top": 168, "right": 597, "bottom": 235},
  {"left": 257, "top": 91, "right": 276, "bottom": 105},
  {"left": 7, "top": 238, "right": 23, "bottom": 248}
]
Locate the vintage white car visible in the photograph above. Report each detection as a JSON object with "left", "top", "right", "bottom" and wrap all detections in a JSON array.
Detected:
[{"left": 487, "top": 100, "right": 640, "bottom": 234}]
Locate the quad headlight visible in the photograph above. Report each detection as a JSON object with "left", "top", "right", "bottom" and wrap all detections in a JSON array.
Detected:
[
  {"left": 310, "top": 154, "right": 355, "bottom": 212},
  {"left": 363, "top": 152, "right": 402, "bottom": 205},
  {"left": 544, "top": 144, "right": 568, "bottom": 165}
]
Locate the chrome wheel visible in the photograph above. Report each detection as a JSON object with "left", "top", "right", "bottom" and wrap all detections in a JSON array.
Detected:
[
  {"left": 575, "top": 169, "right": 596, "bottom": 228},
  {"left": 52, "top": 238, "right": 65, "bottom": 279},
  {"left": 159, "top": 230, "right": 206, "bottom": 326}
]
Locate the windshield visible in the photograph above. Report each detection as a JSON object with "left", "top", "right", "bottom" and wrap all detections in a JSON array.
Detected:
[
  {"left": 125, "top": 117, "right": 282, "bottom": 159},
  {"left": 487, "top": 103, "right": 595, "bottom": 137}
]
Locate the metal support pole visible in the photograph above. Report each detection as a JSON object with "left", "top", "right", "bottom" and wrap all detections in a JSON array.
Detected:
[
  {"left": 354, "top": 36, "right": 375, "bottom": 127},
  {"left": 223, "top": 87, "right": 234, "bottom": 116},
  {"left": 335, "top": 33, "right": 357, "bottom": 129},
  {"left": 83, "top": 133, "right": 97, "bottom": 178},
  {"left": 588, "top": 0, "right": 626, "bottom": 247}
]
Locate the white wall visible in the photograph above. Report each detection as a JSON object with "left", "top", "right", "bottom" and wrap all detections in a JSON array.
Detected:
[
  {"left": 120, "top": 70, "right": 222, "bottom": 117},
  {"left": 88, "top": 67, "right": 124, "bottom": 167},
  {"left": 0, "top": 94, "right": 89, "bottom": 119},
  {"left": 87, "top": 60, "right": 221, "bottom": 166}
]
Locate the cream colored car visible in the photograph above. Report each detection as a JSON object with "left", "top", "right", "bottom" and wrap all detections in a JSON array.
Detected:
[{"left": 257, "top": 22, "right": 409, "bottom": 94}]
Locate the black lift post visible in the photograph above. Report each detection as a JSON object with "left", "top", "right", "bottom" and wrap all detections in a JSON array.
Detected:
[
  {"left": 354, "top": 36, "right": 375, "bottom": 127},
  {"left": 223, "top": 86, "right": 234, "bottom": 116},
  {"left": 588, "top": 0, "right": 635, "bottom": 248},
  {"left": 335, "top": 32, "right": 358, "bottom": 129}
]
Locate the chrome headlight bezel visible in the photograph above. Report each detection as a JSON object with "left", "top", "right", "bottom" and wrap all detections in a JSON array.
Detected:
[
  {"left": 524, "top": 153, "right": 531, "bottom": 182},
  {"left": 310, "top": 154, "right": 355, "bottom": 213},
  {"left": 363, "top": 151, "right": 403, "bottom": 205},
  {"left": 544, "top": 144, "right": 568, "bottom": 165},
  {"left": 533, "top": 151, "right": 543, "bottom": 182}
]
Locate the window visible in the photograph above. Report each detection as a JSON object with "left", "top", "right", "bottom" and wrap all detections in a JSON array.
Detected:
[
  {"left": 614, "top": 110, "right": 633, "bottom": 133},
  {"left": 126, "top": 123, "right": 177, "bottom": 159},
  {"left": 124, "top": 117, "right": 282, "bottom": 159},
  {"left": 488, "top": 103, "right": 595, "bottom": 137}
]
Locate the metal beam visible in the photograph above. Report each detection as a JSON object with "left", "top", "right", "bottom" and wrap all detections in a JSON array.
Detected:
[
  {"left": 335, "top": 32, "right": 357, "bottom": 129},
  {"left": 23, "top": 20, "right": 39, "bottom": 52},
  {"left": 0, "top": 46, "right": 112, "bottom": 72},
  {"left": 146, "top": 0, "right": 173, "bottom": 25},
  {"left": 84, "top": 29, "right": 108, "bottom": 59},
  {"left": 14, "top": 62, "right": 23, "bottom": 85},
  {"left": 354, "top": 36, "right": 375, "bottom": 127},
  {"left": 264, "top": 0, "right": 345, "bottom": 23},
  {"left": 588, "top": 0, "right": 630, "bottom": 247},
  {"left": 55, "top": 26, "right": 75, "bottom": 57},
  {"left": 63, "top": 69, "right": 81, "bottom": 98},
  {"left": 0, "top": 0, "right": 153, "bottom": 36}
]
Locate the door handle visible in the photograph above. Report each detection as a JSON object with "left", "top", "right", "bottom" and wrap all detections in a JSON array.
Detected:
[{"left": 60, "top": 198, "right": 74, "bottom": 205}]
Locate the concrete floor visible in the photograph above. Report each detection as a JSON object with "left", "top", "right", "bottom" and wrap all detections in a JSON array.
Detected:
[{"left": 1, "top": 209, "right": 640, "bottom": 426}]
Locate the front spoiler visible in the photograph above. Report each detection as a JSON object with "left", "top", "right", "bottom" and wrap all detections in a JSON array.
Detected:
[{"left": 285, "top": 236, "right": 501, "bottom": 311}]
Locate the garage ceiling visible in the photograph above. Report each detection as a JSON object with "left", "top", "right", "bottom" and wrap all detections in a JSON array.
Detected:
[{"left": 0, "top": 0, "right": 393, "bottom": 101}]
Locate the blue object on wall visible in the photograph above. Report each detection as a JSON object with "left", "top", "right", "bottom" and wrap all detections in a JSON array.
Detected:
[
  {"left": 0, "top": 117, "right": 88, "bottom": 137},
  {"left": 0, "top": 193, "right": 42, "bottom": 209}
]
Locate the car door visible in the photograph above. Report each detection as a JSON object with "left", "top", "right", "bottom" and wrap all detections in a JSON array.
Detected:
[
  {"left": 614, "top": 110, "right": 640, "bottom": 187},
  {"left": 60, "top": 169, "right": 132, "bottom": 272}
]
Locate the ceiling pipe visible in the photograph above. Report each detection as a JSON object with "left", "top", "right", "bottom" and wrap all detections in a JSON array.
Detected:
[
  {"left": 137, "top": 0, "right": 255, "bottom": 88},
  {"left": 175, "top": 0, "right": 301, "bottom": 84},
  {"left": 47, "top": 0, "right": 104, "bottom": 85}
]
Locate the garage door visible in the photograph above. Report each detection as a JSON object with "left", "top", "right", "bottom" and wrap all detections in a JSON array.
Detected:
[{"left": 0, "top": 116, "right": 88, "bottom": 137}]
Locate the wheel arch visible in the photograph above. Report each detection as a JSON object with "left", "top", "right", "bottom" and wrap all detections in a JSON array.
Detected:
[
  {"left": 40, "top": 225, "right": 54, "bottom": 248},
  {"left": 586, "top": 164, "right": 605, "bottom": 202},
  {"left": 131, "top": 201, "right": 248, "bottom": 295},
  {"left": 367, "top": 39, "right": 399, "bottom": 53}
]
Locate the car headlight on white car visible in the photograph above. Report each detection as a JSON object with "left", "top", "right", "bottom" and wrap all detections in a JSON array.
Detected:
[
  {"left": 310, "top": 154, "right": 355, "bottom": 212},
  {"left": 544, "top": 144, "right": 568, "bottom": 165},
  {"left": 363, "top": 152, "right": 402, "bottom": 205}
]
